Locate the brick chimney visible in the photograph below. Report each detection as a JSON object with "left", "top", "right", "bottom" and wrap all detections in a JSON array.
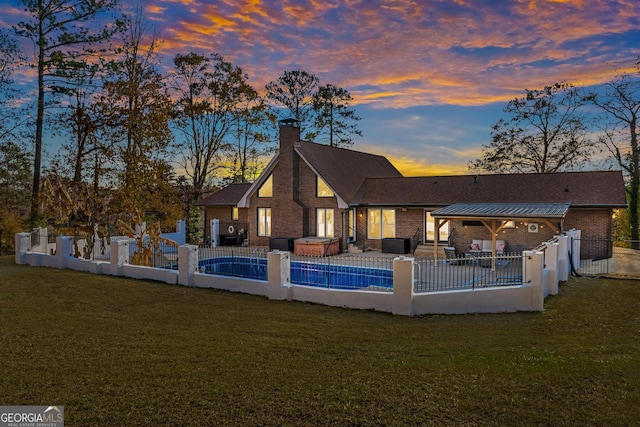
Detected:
[
  {"left": 277, "top": 118, "right": 300, "bottom": 202},
  {"left": 273, "top": 118, "right": 306, "bottom": 238},
  {"left": 279, "top": 118, "right": 301, "bottom": 152}
]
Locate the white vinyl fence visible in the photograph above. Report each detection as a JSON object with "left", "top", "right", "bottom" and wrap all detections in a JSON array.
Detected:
[{"left": 14, "top": 231, "right": 581, "bottom": 315}]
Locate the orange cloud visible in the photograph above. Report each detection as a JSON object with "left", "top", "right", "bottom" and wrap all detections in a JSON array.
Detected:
[
  {"left": 147, "top": 0, "right": 638, "bottom": 109},
  {"left": 146, "top": 5, "right": 167, "bottom": 14},
  {"left": 381, "top": 154, "right": 473, "bottom": 177}
]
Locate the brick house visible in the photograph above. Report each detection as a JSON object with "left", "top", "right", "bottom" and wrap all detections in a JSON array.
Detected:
[{"left": 199, "top": 119, "right": 627, "bottom": 258}]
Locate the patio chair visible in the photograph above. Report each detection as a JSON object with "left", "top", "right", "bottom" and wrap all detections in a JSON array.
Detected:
[{"left": 444, "top": 246, "right": 465, "bottom": 265}]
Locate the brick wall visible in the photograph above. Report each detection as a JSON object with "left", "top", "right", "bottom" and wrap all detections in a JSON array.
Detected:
[
  {"left": 209, "top": 122, "right": 617, "bottom": 257},
  {"left": 396, "top": 209, "right": 423, "bottom": 241},
  {"left": 448, "top": 208, "right": 613, "bottom": 259},
  {"left": 249, "top": 122, "right": 306, "bottom": 247},
  {"left": 201, "top": 206, "right": 248, "bottom": 244},
  {"left": 564, "top": 209, "right": 612, "bottom": 240},
  {"left": 451, "top": 219, "right": 557, "bottom": 253},
  {"left": 357, "top": 208, "right": 423, "bottom": 252},
  {"left": 564, "top": 208, "right": 613, "bottom": 259}
]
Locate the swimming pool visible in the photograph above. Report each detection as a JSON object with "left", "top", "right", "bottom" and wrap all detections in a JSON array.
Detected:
[
  {"left": 199, "top": 257, "right": 393, "bottom": 290},
  {"left": 199, "top": 256, "right": 268, "bottom": 281},
  {"left": 291, "top": 260, "right": 393, "bottom": 290}
]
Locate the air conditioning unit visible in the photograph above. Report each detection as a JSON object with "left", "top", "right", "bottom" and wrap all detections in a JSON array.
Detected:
[{"left": 528, "top": 223, "right": 539, "bottom": 233}]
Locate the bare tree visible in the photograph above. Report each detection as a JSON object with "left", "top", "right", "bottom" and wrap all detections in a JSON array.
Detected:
[
  {"left": 97, "top": 7, "right": 176, "bottom": 220},
  {"left": 172, "top": 52, "right": 263, "bottom": 242},
  {"left": 52, "top": 62, "right": 110, "bottom": 186},
  {"left": 227, "top": 84, "right": 277, "bottom": 183},
  {"left": 14, "top": 0, "right": 122, "bottom": 226},
  {"left": 0, "top": 30, "right": 29, "bottom": 143},
  {"left": 587, "top": 66, "right": 640, "bottom": 247},
  {"left": 308, "top": 84, "right": 362, "bottom": 147},
  {"left": 470, "top": 83, "right": 594, "bottom": 173},
  {"left": 265, "top": 69, "right": 318, "bottom": 135},
  {"left": 0, "top": 31, "right": 31, "bottom": 251},
  {"left": 171, "top": 52, "right": 245, "bottom": 193}
]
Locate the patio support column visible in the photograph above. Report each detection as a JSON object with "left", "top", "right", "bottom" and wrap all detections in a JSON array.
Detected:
[
  {"left": 178, "top": 245, "right": 199, "bottom": 286},
  {"left": 491, "top": 219, "right": 497, "bottom": 271},
  {"left": 480, "top": 219, "right": 499, "bottom": 271},
  {"left": 393, "top": 256, "right": 414, "bottom": 316},
  {"left": 435, "top": 220, "right": 440, "bottom": 263},
  {"left": 433, "top": 218, "right": 446, "bottom": 262}
]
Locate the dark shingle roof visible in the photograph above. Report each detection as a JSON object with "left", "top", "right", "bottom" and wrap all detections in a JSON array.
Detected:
[
  {"left": 296, "top": 141, "right": 402, "bottom": 203},
  {"left": 197, "top": 183, "right": 252, "bottom": 206},
  {"left": 351, "top": 171, "right": 627, "bottom": 208}
]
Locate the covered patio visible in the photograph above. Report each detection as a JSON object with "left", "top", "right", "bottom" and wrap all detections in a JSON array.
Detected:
[{"left": 431, "top": 203, "right": 571, "bottom": 270}]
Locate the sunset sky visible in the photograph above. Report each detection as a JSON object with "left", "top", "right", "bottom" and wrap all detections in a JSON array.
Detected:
[{"left": 1, "top": 0, "right": 639, "bottom": 176}]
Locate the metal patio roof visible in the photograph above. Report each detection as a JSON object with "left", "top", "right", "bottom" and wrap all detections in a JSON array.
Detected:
[{"left": 431, "top": 203, "right": 571, "bottom": 219}]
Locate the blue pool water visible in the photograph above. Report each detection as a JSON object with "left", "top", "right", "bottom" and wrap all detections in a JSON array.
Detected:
[
  {"left": 199, "top": 256, "right": 268, "bottom": 281},
  {"left": 199, "top": 257, "right": 393, "bottom": 290},
  {"left": 291, "top": 261, "right": 393, "bottom": 290}
]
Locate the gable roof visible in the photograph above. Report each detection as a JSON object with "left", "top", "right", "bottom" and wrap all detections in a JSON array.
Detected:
[
  {"left": 198, "top": 183, "right": 252, "bottom": 206},
  {"left": 351, "top": 171, "right": 627, "bottom": 208},
  {"left": 296, "top": 141, "right": 402, "bottom": 204}
]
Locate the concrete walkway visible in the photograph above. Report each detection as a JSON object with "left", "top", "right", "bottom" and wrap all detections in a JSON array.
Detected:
[{"left": 608, "top": 247, "right": 640, "bottom": 279}]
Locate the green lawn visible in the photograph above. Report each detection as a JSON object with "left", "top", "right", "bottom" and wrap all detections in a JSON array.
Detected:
[{"left": 1, "top": 256, "right": 638, "bottom": 426}]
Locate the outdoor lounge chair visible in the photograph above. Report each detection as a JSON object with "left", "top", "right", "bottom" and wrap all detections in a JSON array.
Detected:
[{"left": 470, "top": 239, "right": 506, "bottom": 255}]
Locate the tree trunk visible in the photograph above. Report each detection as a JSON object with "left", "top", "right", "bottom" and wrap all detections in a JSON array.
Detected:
[
  {"left": 629, "top": 117, "right": 639, "bottom": 249},
  {"left": 30, "top": 11, "right": 45, "bottom": 228}
]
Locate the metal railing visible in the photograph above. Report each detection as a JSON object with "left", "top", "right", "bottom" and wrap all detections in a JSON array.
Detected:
[
  {"left": 572, "top": 239, "right": 639, "bottom": 278},
  {"left": 196, "top": 248, "right": 530, "bottom": 292},
  {"left": 128, "top": 239, "right": 180, "bottom": 270},
  {"left": 30, "top": 229, "right": 40, "bottom": 248},
  {"left": 290, "top": 254, "right": 394, "bottom": 291},
  {"left": 414, "top": 252, "right": 523, "bottom": 292},
  {"left": 198, "top": 246, "right": 269, "bottom": 280}
]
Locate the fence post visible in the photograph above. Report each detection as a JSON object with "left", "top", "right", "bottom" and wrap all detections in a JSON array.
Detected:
[
  {"left": 523, "top": 251, "right": 544, "bottom": 311},
  {"left": 211, "top": 219, "right": 220, "bottom": 247},
  {"left": 56, "top": 236, "right": 74, "bottom": 269},
  {"left": 178, "top": 245, "right": 199, "bottom": 286},
  {"left": 393, "top": 256, "right": 414, "bottom": 316},
  {"left": 15, "top": 232, "right": 31, "bottom": 264},
  {"left": 565, "top": 229, "right": 581, "bottom": 271},
  {"left": 555, "top": 235, "right": 569, "bottom": 281},
  {"left": 544, "top": 242, "right": 559, "bottom": 295},
  {"left": 110, "top": 237, "right": 129, "bottom": 276},
  {"left": 268, "top": 250, "right": 291, "bottom": 300}
]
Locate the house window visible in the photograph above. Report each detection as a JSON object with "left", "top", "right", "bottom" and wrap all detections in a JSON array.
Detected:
[
  {"left": 317, "top": 176, "right": 334, "bottom": 197},
  {"left": 425, "top": 211, "right": 449, "bottom": 242},
  {"left": 232, "top": 207, "right": 239, "bottom": 220},
  {"left": 368, "top": 208, "right": 395, "bottom": 239},
  {"left": 317, "top": 208, "right": 334, "bottom": 238},
  {"left": 258, "top": 208, "right": 271, "bottom": 236},
  {"left": 258, "top": 174, "right": 272, "bottom": 197}
]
